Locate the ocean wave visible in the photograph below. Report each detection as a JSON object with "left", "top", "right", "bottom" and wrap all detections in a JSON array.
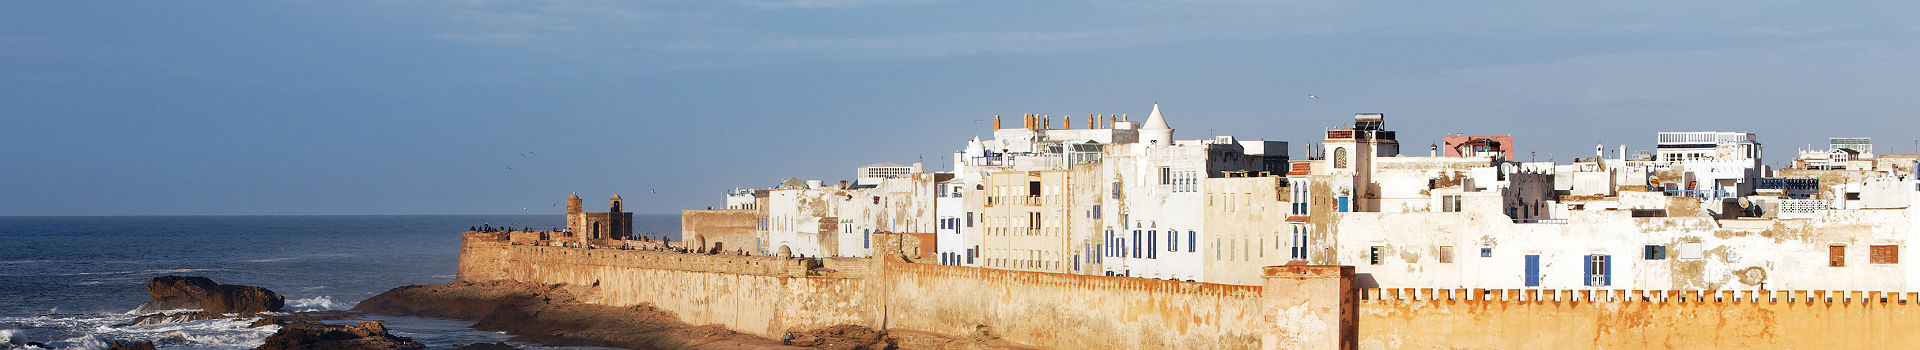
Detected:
[
  {"left": 56, "top": 268, "right": 218, "bottom": 277},
  {"left": 247, "top": 257, "right": 292, "bottom": 263},
  {"left": 295, "top": 286, "right": 326, "bottom": 293},
  {"left": 286, "top": 296, "right": 336, "bottom": 311}
]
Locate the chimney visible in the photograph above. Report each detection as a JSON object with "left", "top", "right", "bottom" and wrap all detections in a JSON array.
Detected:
[
  {"left": 1122, "top": 113, "right": 1129, "bottom": 121},
  {"left": 1065, "top": 114, "right": 1072, "bottom": 129},
  {"left": 839, "top": 180, "right": 849, "bottom": 188},
  {"left": 993, "top": 115, "right": 1001, "bottom": 130},
  {"left": 1109, "top": 115, "right": 1116, "bottom": 128},
  {"left": 1044, "top": 115, "right": 1051, "bottom": 130}
]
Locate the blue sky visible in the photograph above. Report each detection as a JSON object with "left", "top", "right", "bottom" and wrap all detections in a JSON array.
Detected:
[{"left": 3, "top": 1, "right": 1916, "bottom": 215}]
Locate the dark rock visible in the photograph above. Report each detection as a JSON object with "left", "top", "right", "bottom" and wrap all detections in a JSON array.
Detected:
[
  {"left": 454, "top": 342, "right": 520, "bottom": 350},
  {"left": 255, "top": 321, "right": 425, "bottom": 350},
  {"left": 108, "top": 341, "right": 158, "bottom": 350},
  {"left": 126, "top": 310, "right": 223, "bottom": 326},
  {"left": 142, "top": 276, "right": 284, "bottom": 315}
]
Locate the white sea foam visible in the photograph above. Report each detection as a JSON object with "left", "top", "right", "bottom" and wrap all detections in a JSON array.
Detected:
[
  {"left": 59, "top": 334, "right": 106, "bottom": 350},
  {"left": 57, "top": 268, "right": 217, "bottom": 276},
  {"left": 287, "top": 296, "right": 336, "bottom": 311},
  {"left": 247, "top": 257, "right": 292, "bottom": 263}
]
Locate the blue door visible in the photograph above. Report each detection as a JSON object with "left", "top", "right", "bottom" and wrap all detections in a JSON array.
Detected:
[
  {"left": 1337, "top": 196, "right": 1351, "bottom": 212},
  {"left": 1525, "top": 254, "right": 1541, "bottom": 287}
]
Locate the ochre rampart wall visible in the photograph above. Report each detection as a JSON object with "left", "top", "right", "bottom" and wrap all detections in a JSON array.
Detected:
[
  {"left": 884, "top": 262, "right": 1266, "bottom": 349},
  {"left": 1359, "top": 287, "right": 1920, "bottom": 349},
  {"left": 458, "top": 231, "right": 881, "bottom": 338}
]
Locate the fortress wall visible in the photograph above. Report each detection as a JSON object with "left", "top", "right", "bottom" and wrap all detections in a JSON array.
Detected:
[
  {"left": 1359, "top": 287, "right": 1920, "bottom": 349},
  {"left": 681, "top": 209, "right": 759, "bottom": 252},
  {"left": 457, "top": 232, "right": 512, "bottom": 282},
  {"left": 457, "top": 239, "right": 882, "bottom": 338},
  {"left": 883, "top": 262, "right": 1266, "bottom": 349}
]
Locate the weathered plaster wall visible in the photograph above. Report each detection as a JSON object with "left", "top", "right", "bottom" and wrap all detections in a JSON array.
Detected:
[
  {"left": 681, "top": 209, "right": 759, "bottom": 253},
  {"left": 885, "top": 262, "right": 1266, "bottom": 349},
  {"left": 1359, "top": 287, "right": 1920, "bottom": 349}
]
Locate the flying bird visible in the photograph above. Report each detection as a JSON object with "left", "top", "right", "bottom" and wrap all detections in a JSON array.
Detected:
[
  {"left": 1308, "top": 94, "right": 1319, "bottom": 100},
  {"left": 505, "top": 167, "right": 514, "bottom": 170}
]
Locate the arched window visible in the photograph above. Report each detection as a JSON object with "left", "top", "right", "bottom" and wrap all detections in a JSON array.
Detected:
[{"left": 1333, "top": 147, "right": 1348, "bottom": 168}]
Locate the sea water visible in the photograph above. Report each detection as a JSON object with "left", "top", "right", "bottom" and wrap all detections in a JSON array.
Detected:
[{"left": 0, "top": 215, "right": 680, "bottom": 349}]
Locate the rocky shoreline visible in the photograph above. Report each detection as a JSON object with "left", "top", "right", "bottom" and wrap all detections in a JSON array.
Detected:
[{"left": 18, "top": 276, "right": 1028, "bottom": 349}]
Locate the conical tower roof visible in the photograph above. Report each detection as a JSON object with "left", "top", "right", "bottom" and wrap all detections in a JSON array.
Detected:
[
  {"left": 776, "top": 177, "right": 808, "bottom": 190},
  {"left": 1143, "top": 103, "right": 1171, "bottom": 130}
]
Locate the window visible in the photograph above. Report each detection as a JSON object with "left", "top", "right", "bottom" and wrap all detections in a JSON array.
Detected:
[
  {"left": 1147, "top": 230, "right": 1157, "bottom": 259},
  {"left": 1585, "top": 255, "right": 1611, "bottom": 287},
  {"left": 966, "top": 212, "right": 973, "bottom": 227},
  {"left": 1092, "top": 204, "right": 1102, "bottom": 219},
  {"left": 1830, "top": 245, "right": 1846, "bottom": 267},
  {"left": 1441, "top": 195, "right": 1461, "bottom": 212},
  {"left": 1644, "top": 245, "right": 1666, "bottom": 260},
  {"left": 1438, "top": 246, "right": 1454, "bottom": 263},
  {"left": 1159, "top": 167, "right": 1172, "bottom": 185},
  {"left": 1188, "top": 230, "right": 1197, "bottom": 253},
  {"left": 1333, "top": 147, "right": 1348, "bottom": 168},
  {"left": 1369, "top": 246, "right": 1383, "bottom": 265},
  {"left": 1480, "top": 247, "right": 1492, "bottom": 258},
  {"left": 1524, "top": 254, "right": 1541, "bottom": 287},
  {"left": 1289, "top": 226, "right": 1308, "bottom": 260},
  {"left": 1873, "top": 245, "right": 1899, "bottom": 264}
]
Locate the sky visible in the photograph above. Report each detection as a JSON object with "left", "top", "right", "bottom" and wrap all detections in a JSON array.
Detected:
[{"left": 2, "top": 1, "right": 1917, "bottom": 215}]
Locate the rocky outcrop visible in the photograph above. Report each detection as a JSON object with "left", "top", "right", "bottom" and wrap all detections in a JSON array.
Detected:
[
  {"left": 255, "top": 321, "right": 425, "bottom": 350},
  {"left": 107, "top": 341, "right": 158, "bottom": 350},
  {"left": 143, "top": 276, "right": 285, "bottom": 314}
]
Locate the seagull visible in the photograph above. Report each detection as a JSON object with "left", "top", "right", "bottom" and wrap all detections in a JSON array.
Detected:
[
  {"left": 650, "top": 188, "right": 657, "bottom": 194},
  {"left": 505, "top": 167, "right": 514, "bottom": 170},
  {"left": 1308, "top": 94, "right": 1319, "bottom": 100}
]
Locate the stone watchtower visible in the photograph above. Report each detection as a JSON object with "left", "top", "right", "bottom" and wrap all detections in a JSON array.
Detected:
[{"left": 565, "top": 193, "right": 634, "bottom": 246}]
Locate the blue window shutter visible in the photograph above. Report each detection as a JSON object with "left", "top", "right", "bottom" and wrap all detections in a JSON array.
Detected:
[
  {"left": 1525, "top": 255, "right": 1541, "bottom": 287},
  {"left": 1583, "top": 255, "right": 1593, "bottom": 286},
  {"left": 1603, "top": 255, "right": 1613, "bottom": 286},
  {"left": 1148, "top": 231, "right": 1157, "bottom": 258},
  {"left": 1189, "top": 231, "right": 1197, "bottom": 253},
  {"left": 1337, "top": 197, "right": 1350, "bottom": 212},
  {"left": 1074, "top": 254, "right": 1080, "bottom": 271}
]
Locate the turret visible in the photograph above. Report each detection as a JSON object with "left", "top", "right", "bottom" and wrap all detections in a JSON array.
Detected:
[
  {"left": 566, "top": 193, "right": 582, "bottom": 215},
  {"left": 610, "top": 194, "right": 623, "bottom": 213},
  {"left": 1140, "top": 103, "right": 1174, "bottom": 146}
]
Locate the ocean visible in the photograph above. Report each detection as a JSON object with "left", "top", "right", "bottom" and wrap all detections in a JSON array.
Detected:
[{"left": 0, "top": 215, "right": 682, "bottom": 349}]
